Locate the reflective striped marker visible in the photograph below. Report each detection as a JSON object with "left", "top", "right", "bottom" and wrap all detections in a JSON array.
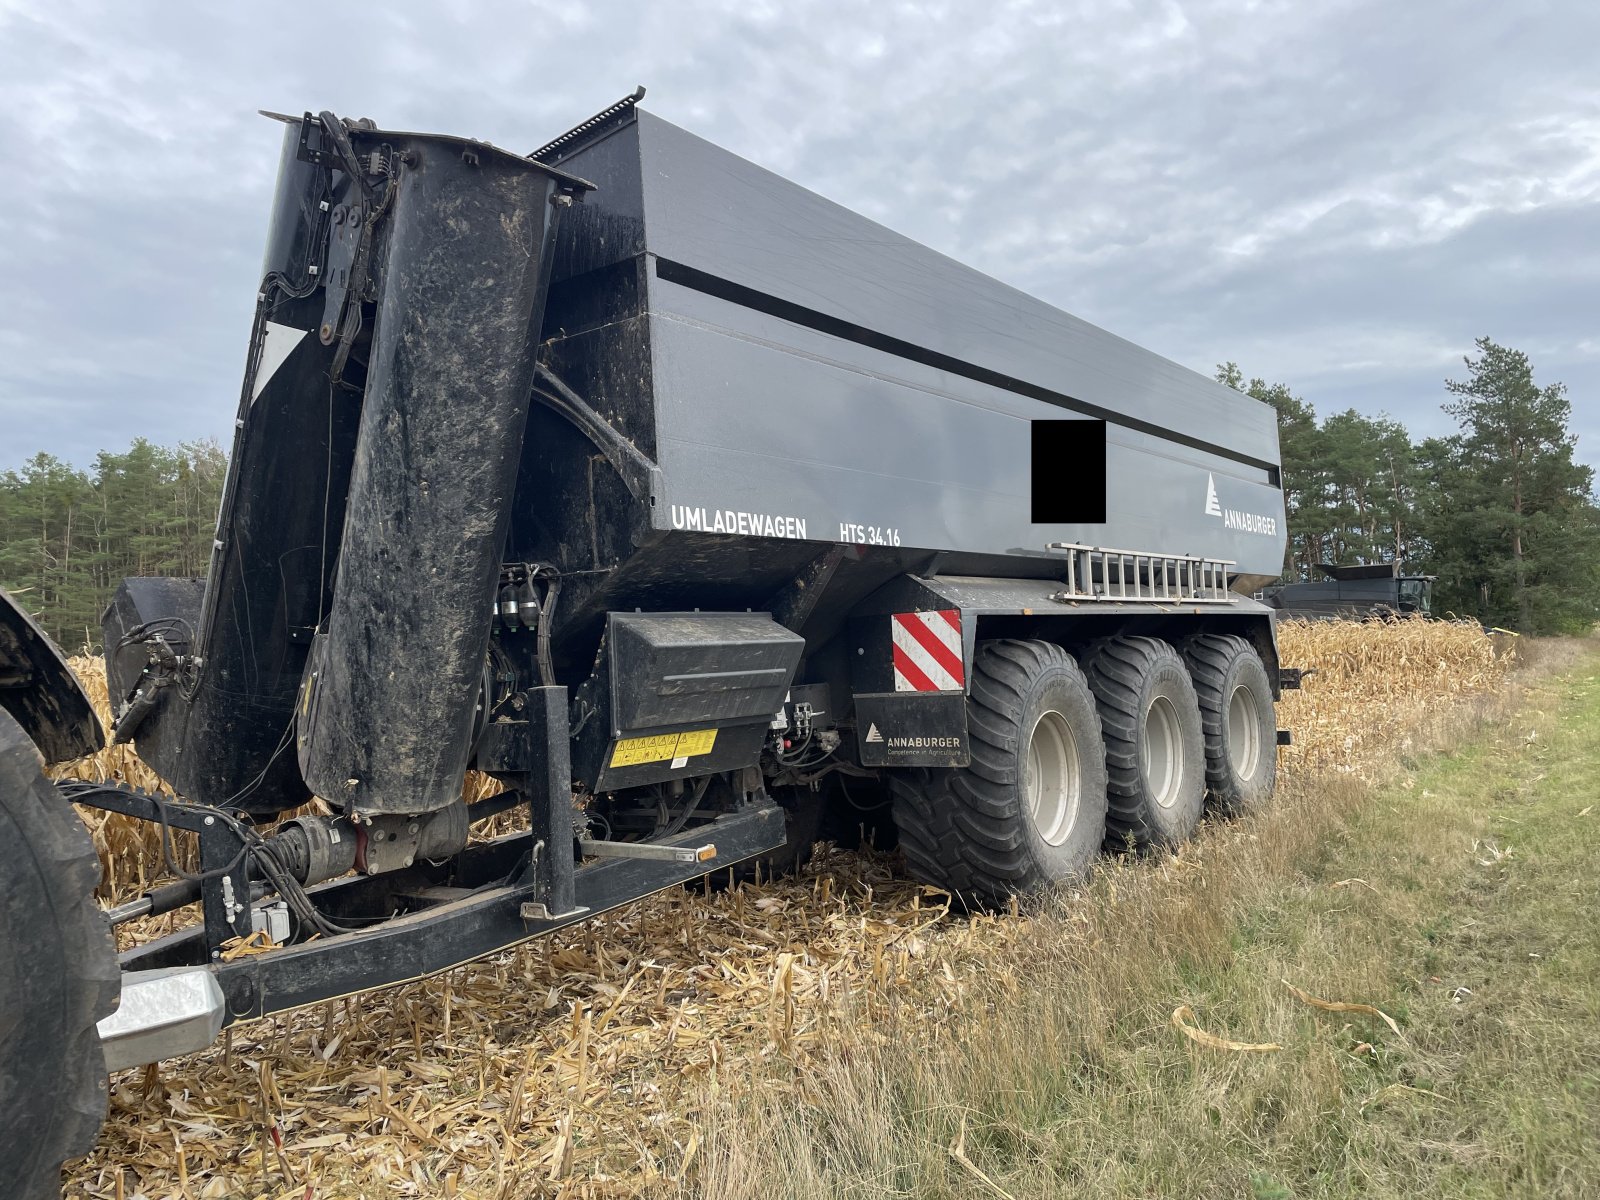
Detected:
[{"left": 891, "top": 609, "right": 964, "bottom": 692}]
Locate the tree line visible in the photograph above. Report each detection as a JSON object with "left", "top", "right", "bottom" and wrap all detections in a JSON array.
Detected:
[
  {"left": 1219, "top": 337, "right": 1599, "bottom": 634},
  {"left": 0, "top": 440, "right": 227, "bottom": 650},
  {"left": 1, "top": 337, "right": 1595, "bottom": 645}
]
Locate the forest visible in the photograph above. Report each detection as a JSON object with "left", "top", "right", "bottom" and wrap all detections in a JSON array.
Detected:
[
  {"left": 1219, "top": 337, "right": 1599, "bottom": 634},
  {"left": 2, "top": 337, "right": 1595, "bottom": 648},
  {"left": 0, "top": 439, "right": 227, "bottom": 651}
]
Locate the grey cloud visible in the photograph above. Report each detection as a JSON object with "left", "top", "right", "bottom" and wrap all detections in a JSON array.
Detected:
[{"left": 1, "top": 0, "right": 1596, "bottom": 476}]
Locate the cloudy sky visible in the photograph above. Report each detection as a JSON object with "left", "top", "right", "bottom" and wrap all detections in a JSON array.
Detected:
[{"left": 1, "top": 0, "right": 1595, "bottom": 476}]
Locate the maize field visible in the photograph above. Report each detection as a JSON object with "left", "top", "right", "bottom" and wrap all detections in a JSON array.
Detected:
[{"left": 54, "top": 617, "right": 1515, "bottom": 1199}]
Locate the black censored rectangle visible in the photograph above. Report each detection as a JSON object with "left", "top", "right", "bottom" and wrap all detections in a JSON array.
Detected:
[{"left": 1031, "top": 419, "right": 1107, "bottom": 524}]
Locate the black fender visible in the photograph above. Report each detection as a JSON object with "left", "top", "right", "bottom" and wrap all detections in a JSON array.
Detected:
[{"left": 0, "top": 586, "right": 102, "bottom": 765}]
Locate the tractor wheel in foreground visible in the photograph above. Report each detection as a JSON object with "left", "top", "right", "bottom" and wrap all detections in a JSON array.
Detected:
[
  {"left": 0, "top": 709, "right": 119, "bottom": 1200},
  {"left": 889, "top": 639, "right": 1108, "bottom": 906},
  {"left": 1182, "top": 634, "right": 1277, "bottom": 816},
  {"left": 1082, "top": 635, "right": 1205, "bottom": 852}
]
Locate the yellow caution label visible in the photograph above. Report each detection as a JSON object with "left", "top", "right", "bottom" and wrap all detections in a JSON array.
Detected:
[
  {"left": 674, "top": 729, "right": 717, "bottom": 757},
  {"left": 609, "top": 734, "right": 679, "bottom": 767},
  {"left": 609, "top": 728, "right": 719, "bottom": 768}
]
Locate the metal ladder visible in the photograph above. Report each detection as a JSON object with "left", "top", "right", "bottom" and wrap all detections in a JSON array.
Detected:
[{"left": 1045, "top": 542, "right": 1237, "bottom": 604}]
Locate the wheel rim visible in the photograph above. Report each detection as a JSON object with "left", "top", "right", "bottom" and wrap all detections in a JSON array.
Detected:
[
  {"left": 1025, "top": 709, "right": 1081, "bottom": 847},
  {"left": 1226, "top": 683, "right": 1262, "bottom": 779},
  {"left": 1140, "top": 695, "right": 1183, "bottom": 809}
]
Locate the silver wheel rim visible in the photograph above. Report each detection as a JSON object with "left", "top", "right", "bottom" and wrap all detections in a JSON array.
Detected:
[
  {"left": 1141, "top": 695, "right": 1183, "bottom": 809},
  {"left": 1226, "top": 683, "right": 1261, "bottom": 779},
  {"left": 1026, "top": 709, "right": 1081, "bottom": 847}
]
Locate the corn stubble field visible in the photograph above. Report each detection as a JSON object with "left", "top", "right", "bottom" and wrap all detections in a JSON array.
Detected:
[{"left": 56, "top": 619, "right": 1527, "bottom": 1199}]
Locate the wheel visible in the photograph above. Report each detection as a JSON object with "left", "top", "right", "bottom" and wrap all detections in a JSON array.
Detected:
[
  {"left": 1182, "top": 634, "right": 1277, "bottom": 816},
  {"left": 888, "top": 639, "right": 1108, "bottom": 905},
  {"left": 0, "top": 709, "right": 119, "bottom": 1199},
  {"left": 1081, "top": 635, "right": 1205, "bottom": 851}
]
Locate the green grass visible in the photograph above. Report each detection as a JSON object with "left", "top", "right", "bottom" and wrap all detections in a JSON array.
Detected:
[{"left": 692, "top": 646, "right": 1600, "bottom": 1198}]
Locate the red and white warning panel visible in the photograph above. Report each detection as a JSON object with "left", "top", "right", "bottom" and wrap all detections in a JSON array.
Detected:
[{"left": 891, "top": 609, "right": 965, "bottom": 692}]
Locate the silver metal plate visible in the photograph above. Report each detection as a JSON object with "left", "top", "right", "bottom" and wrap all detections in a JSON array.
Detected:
[{"left": 98, "top": 967, "right": 225, "bottom": 1072}]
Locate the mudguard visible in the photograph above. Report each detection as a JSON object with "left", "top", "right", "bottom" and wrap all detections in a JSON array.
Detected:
[{"left": 0, "top": 586, "right": 102, "bottom": 765}]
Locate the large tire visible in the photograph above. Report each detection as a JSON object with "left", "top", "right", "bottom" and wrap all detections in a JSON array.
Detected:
[
  {"left": 889, "top": 639, "right": 1108, "bottom": 905},
  {"left": 1182, "top": 634, "right": 1277, "bottom": 816},
  {"left": 1082, "top": 636, "right": 1205, "bottom": 851},
  {"left": 0, "top": 710, "right": 118, "bottom": 1199}
]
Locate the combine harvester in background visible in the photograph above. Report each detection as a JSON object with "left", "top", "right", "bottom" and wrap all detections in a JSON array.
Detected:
[
  {"left": 0, "top": 89, "right": 1298, "bottom": 1193},
  {"left": 1262, "top": 562, "right": 1435, "bottom": 621}
]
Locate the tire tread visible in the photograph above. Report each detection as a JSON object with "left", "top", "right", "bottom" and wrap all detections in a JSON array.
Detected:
[
  {"left": 1081, "top": 634, "right": 1204, "bottom": 849},
  {"left": 889, "top": 639, "right": 1102, "bottom": 903},
  {"left": 0, "top": 711, "right": 118, "bottom": 1199},
  {"left": 1181, "top": 633, "right": 1276, "bottom": 816}
]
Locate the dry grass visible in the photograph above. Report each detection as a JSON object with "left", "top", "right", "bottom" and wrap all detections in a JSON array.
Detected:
[
  {"left": 56, "top": 618, "right": 1542, "bottom": 1199},
  {"left": 691, "top": 627, "right": 1592, "bottom": 1200}
]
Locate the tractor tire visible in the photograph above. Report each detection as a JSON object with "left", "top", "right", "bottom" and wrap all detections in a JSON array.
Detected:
[
  {"left": 1182, "top": 634, "right": 1277, "bottom": 816},
  {"left": 1082, "top": 636, "right": 1205, "bottom": 851},
  {"left": 888, "top": 639, "right": 1108, "bottom": 905},
  {"left": 0, "top": 709, "right": 118, "bottom": 1199}
]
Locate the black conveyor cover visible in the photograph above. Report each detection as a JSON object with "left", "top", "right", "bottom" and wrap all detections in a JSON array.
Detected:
[{"left": 297, "top": 127, "right": 579, "bottom": 816}]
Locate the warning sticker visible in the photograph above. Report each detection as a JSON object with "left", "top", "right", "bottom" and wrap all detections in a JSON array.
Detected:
[
  {"left": 674, "top": 729, "right": 717, "bottom": 757},
  {"left": 609, "top": 729, "right": 719, "bottom": 768}
]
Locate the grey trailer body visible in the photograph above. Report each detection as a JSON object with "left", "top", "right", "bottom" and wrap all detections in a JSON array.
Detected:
[
  {"left": 5, "top": 95, "right": 1299, "bottom": 1183},
  {"left": 536, "top": 109, "right": 1286, "bottom": 594}
]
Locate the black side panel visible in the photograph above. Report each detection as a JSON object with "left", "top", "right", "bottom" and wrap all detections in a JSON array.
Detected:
[
  {"left": 0, "top": 586, "right": 100, "bottom": 765},
  {"left": 623, "top": 110, "right": 1280, "bottom": 470},
  {"left": 571, "top": 612, "right": 803, "bottom": 791},
  {"left": 545, "top": 119, "right": 645, "bottom": 284},
  {"left": 297, "top": 132, "right": 574, "bottom": 817},
  {"left": 609, "top": 612, "right": 801, "bottom": 729},
  {"left": 122, "top": 292, "right": 353, "bottom": 813}
]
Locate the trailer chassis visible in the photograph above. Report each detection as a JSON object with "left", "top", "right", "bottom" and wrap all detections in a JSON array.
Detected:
[{"left": 75, "top": 685, "right": 787, "bottom": 1069}]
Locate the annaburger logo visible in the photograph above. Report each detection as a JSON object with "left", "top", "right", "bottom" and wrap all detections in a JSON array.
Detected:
[
  {"left": 1203, "top": 473, "right": 1278, "bottom": 537},
  {"left": 863, "top": 724, "right": 958, "bottom": 749}
]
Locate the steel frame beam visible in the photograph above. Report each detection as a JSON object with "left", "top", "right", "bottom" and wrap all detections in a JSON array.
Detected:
[{"left": 117, "top": 801, "right": 785, "bottom": 1026}]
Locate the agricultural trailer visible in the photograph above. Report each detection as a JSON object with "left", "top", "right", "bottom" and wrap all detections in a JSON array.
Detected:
[
  {"left": 0, "top": 90, "right": 1300, "bottom": 1194},
  {"left": 1263, "top": 562, "right": 1435, "bottom": 621}
]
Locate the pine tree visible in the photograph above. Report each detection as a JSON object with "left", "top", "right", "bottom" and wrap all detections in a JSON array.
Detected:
[
  {"left": 1430, "top": 338, "right": 1598, "bottom": 632},
  {"left": 1319, "top": 410, "right": 1415, "bottom": 566},
  {"left": 0, "top": 439, "right": 226, "bottom": 647}
]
